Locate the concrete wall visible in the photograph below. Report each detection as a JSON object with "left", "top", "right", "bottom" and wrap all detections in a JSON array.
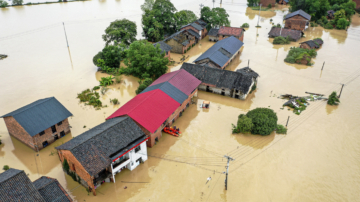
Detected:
[
  {"left": 209, "top": 35, "right": 218, "bottom": 41},
  {"left": 127, "top": 141, "right": 148, "bottom": 171},
  {"left": 285, "top": 15, "right": 308, "bottom": 31},
  {"left": 3, "top": 117, "right": 70, "bottom": 151}
]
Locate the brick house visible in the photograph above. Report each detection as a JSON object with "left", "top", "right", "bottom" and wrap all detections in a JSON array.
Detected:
[
  {"left": 268, "top": 27, "right": 303, "bottom": 41},
  {"left": 1, "top": 97, "right": 72, "bottom": 151},
  {"left": 284, "top": 9, "right": 311, "bottom": 31},
  {"left": 180, "top": 19, "right": 208, "bottom": 39},
  {"left": 260, "top": 0, "right": 276, "bottom": 7},
  {"left": 194, "top": 36, "right": 244, "bottom": 69},
  {"left": 164, "top": 29, "right": 200, "bottom": 54},
  {"left": 181, "top": 63, "right": 259, "bottom": 100},
  {"left": 107, "top": 69, "right": 201, "bottom": 147},
  {"left": 208, "top": 26, "right": 245, "bottom": 42},
  {"left": 355, "top": 0, "right": 360, "bottom": 9},
  {"left": 56, "top": 117, "right": 148, "bottom": 196},
  {"left": 154, "top": 41, "right": 172, "bottom": 61},
  {"left": 278, "top": 0, "right": 289, "bottom": 5},
  {"left": 0, "top": 168, "right": 73, "bottom": 201}
]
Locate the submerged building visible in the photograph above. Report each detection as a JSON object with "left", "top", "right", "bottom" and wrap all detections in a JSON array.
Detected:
[
  {"left": 56, "top": 117, "right": 148, "bottom": 195},
  {"left": 181, "top": 63, "right": 259, "bottom": 100},
  {"left": 268, "top": 27, "right": 303, "bottom": 41},
  {"left": 164, "top": 29, "right": 200, "bottom": 54},
  {"left": 0, "top": 97, "right": 72, "bottom": 151},
  {"left": 0, "top": 168, "right": 73, "bottom": 201},
  {"left": 208, "top": 26, "right": 245, "bottom": 42},
  {"left": 284, "top": 9, "right": 311, "bottom": 31}
]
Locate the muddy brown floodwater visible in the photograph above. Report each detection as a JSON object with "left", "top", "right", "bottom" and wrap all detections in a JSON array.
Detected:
[{"left": 1, "top": 1, "right": 360, "bottom": 201}]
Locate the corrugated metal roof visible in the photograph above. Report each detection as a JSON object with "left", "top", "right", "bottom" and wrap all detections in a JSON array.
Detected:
[
  {"left": 141, "top": 82, "right": 188, "bottom": 104},
  {"left": 106, "top": 90, "right": 180, "bottom": 133},
  {"left": 194, "top": 36, "right": 244, "bottom": 67},
  {"left": 150, "top": 69, "right": 201, "bottom": 95},
  {"left": 285, "top": 9, "right": 311, "bottom": 20},
  {"left": 1, "top": 97, "right": 72, "bottom": 137}
]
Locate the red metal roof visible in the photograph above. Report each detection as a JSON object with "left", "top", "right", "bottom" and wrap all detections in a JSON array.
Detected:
[
  {"left": 106, "top": 90, "right": 179, "bottom": 133},
  {"left": 218, "top": 26, "right": 244, "bottom": 37},
  {"left": 150, "top": 69, "right": 201, "bottom": 95}
]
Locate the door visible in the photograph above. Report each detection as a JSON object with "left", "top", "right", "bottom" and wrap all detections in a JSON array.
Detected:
[{"left": 51, "top": 125, "right": 56, "bottom": 133}]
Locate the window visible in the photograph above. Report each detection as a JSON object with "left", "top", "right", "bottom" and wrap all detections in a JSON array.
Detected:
[
  {"left": 57, "top": 121, "right": 63, "bottom": 126},
  {"left": 60, "top": 131, "right": 65, "bottom": 138},
  {"left": 135, "top": 146, "right": 141, "bottom": 153},
  {"left": 39, "top": 131, "right": 45, "bottom": 136},
  {"left": 51, "top": 125, "right": 56, "bottom": 133},
  {"left": 186, "top": 103, "right": 190, "bottom": 108},
  {"left": 42, "top": 141, "right": 49, "bottom": 148}
]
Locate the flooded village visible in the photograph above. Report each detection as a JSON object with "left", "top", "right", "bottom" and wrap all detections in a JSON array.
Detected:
[{"left": 1, "top": 0, "right": 360, "bottom": 201}]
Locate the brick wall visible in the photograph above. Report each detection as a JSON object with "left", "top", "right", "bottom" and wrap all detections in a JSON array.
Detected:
[
  {"left": 165, "top": 51, "right": 171, "bottom": 61},
  {"left": 285, "top": 15, "right": 308, "bottom": 31},
  {"left": 57, "top": 150, "right": 96, "bottom": 195},
  {"left": 354, "top": 0, "right": 360, "bottom": 9},
  {"left": 3, "top": 116, "right": 36, "bottom": 150},
  {"left": 182, "top": 39, "right": 196, "bottom": 54}
]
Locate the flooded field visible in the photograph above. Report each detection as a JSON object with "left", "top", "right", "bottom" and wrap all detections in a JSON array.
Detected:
[{"left": 1, "top": 0, "right": 360, "bottom": 201}]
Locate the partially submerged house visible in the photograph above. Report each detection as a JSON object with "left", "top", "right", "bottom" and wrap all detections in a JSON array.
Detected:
[
  {"left": 260, "top": 0, "right": 276, "bottom": 7},
  {"left": 56, "top": 117, "right": 148, "bottom": 196},
  {"left": 194, "top": 36, "right": 244, "bottom": 69},
  {"left": 278, "top": 0, "right": 289, "bottom": 5},
  {"left": 327, "top": 10, "right": 335, "bottom": 19},
  {"left": 164, "top": 29, "right": 200, "bottom": 54},
  {"left": 180, "top": 19, "right": 208, "bottom": 39},
  {"left": 107, "top": 69, "right": 201, "bottom": 147},
  {"left": 154, "top": 41, "right": 172, "bottom": 61},
  {"left": 0, "top": 97, "right": 72, "bottom": 151},
  {"left": 284, "top": 9, "right": 311, "bottom": 31},
  {"left": 208, "top": 26, "right": 245, "bottom": 42},
  {"left": 300, "top": 39, "right": 323, "bottom": 49},
  {"left": 268, "top": 27, "right": 303, "bottom": 41},
  {"left": 181, "top": 63, "right": 259, "bottom": 100},
  {"left": 0, "top": 168, "right": 73, "bottom": 202}
]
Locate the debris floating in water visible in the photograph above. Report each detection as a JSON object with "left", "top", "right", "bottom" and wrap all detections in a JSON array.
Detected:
[{"left": 0, "top": 54, "right": 8, "bottom": 60}]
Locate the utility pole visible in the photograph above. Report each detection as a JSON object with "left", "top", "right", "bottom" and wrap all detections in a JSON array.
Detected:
[
  {"left": 199, "top": 3, "right": 204, "bottom": 15},
  {"left": 224, "top": 155, "right": 234, "bottom": 190},
  {"left": 248, "top": 59, "right": 250, "bottom": 67},
  {"left": 338, "top": 84, "right": 345, "bottom": 98},
  {"left": 62, "top": 22, "right": 69, "bottom": 47},
  {"left": 213, "top": 0, "right": 215, "bottom": 8},
  {"left": 286, "top": 116, "right": 290, "bottom": 127},
  {"left": 257, "top": 4, "right": 262, "bottom": 27},
  {"left": 321, "top": 61, "right": 325, "bottom": 70}
]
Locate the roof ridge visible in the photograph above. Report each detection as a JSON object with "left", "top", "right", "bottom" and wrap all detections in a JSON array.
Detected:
[
  {"left": 35, "top": 177, "right": 55, "bottom": 190},
  {"left": 125, "top": 90, "right": 159, "bottom": 116},
  {"left": 7, "top": 97, "right": 54, "bottom": 117},
  {"left": 0, "top": 169, "right": 25, "bottom": 184}
]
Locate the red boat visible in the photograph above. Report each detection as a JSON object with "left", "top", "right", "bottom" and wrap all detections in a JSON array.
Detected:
[{"left": 163, "top": 126, "right": 181, "bottom": 137}]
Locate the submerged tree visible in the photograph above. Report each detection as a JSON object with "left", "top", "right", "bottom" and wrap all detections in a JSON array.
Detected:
[
  {"left": 174, "top": 10, "right": 198, "bottom": 29},
  {"left": 93, "top": 44, "right": 125, "bottom": 68},
  {"left": 136, "top": 78, "right": 153, "bottom": 94},
  {"left": 200, "top": 6, "right": 230, "bottom": 30},
  {"left": 12, "top": 0, "right": 22, "bottom": 5},
  {"left": 102, "top": 19, "right": 137, "bottom": 46},
  {"left": 0, "top": 0, "right": 8, "bottom": 7},
  {"left": 327, "top": 91, "right": 340, "bottom": 105},
  {"left": 246, "top": 108, "right": 278, "bottom": 136}
]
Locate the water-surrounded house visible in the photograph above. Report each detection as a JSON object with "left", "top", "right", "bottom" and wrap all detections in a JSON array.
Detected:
[
  {"left": 56, "top": 117, "right": 148, "bottom": 196},
  {"left": 278, "top": 0, "right": 289, "bottom": 5},
  {"left": 327, "top": 10, "right": 335, "bottom": 19},
  {"left": 107, "top": 69, "right": 201, "bottom": 147},
  {"left": 154, "top": 41, "right": 172, "bottom": 61},
  {"left": 181, "top": 63, "right": 259, "bottom": 100},
  {"left": 0, "top": 97, "right": 72, "bottom": 151},
  {"left": 164, "top": 29, "right": 200, "bottom": 54},
  {"left": 284, "top": 9, "right": 311, "bottom": 31},
  {"left": 194, "top": 36, "right": 243, "bottom": 69},
  {"left": 208, "top": 26, "right": 245, "bottom": 42},
  {"left": 180, "top": 19, "right": 208, "bottom": 39},
  {"left": 260, "top": 0, "right": 276, "bottom": 7},
  {"left": 268, "top": 27, "right": 303, "bottom": 41},
  {"left": 0, "top": 168, "right": 73, "bottom": 202},
  {"left": 300, "top": 39, "right": 323, "bottom": 49}
]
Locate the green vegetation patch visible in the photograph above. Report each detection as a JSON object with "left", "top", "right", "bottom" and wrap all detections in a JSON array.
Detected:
[
  {"left": 327, "top": 91, "right": 340, "bottom": 105},
  {"left": 77, "top": 89, "right": 103, "bottom": 109},
  {"left": 273, "top": 36, "right": 291, "bottom": 45},
  {"left": 241, "top": 23, "right": 250, "bottom": 28},
  {"left": 284, "top": 47, "right": 317, "bottom": 66}
]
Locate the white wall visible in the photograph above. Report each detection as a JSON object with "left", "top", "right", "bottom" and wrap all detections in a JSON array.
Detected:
[{"left": 127, "top": 141, "right": 148, "bottom": 171}]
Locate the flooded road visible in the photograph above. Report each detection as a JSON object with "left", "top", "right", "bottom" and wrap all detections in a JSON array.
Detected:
[{"left": 1, "top": 0, "right": 360, "bottom": 201}]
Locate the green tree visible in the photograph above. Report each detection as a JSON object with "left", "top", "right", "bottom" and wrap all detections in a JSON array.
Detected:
[
  {"left": 175, "top": 10, "right": 198, "bottom": 29},
  {"left": 276, "top": 124, "right": 287, "bottom": 134},
  {"left": 136, "top": 78, "right": 153, "bottom": 94},
  {"left": 247, "top": 0, "right": 260, "bottom": 6},
  {"left": 63, "top": 159, "right": 70, "bottom": 173},
  {"left": 102, "top": 19, "right": 137, "bottom": 46},
  {"left": 246, "top": 108, "right": 278, "bottom": 136},
  {"left": 201, "top": 6, "right": 230, "bottom": 30},
  {"left": 336, "top": 17, "right": 349, "bottom": 29},
  {"left": 0, "top": 0, "right": 8, "bottom": 7},
  {"left": 3, "top": 165, "right": 10, "bottom": 171},
  {"left": 327, "top": 91, "right": 340, "bottom": 105},
  {"left": 124, "top": 40, "right": 168, "bottom": 79},
  {"left": 141, "top": 0, "right": 154, "bottom": 12},
  {"left": 93, "top": 44, "right": 124, "bottom": 68},
  {"left": 12, "top": 0, "right": 22, "bottom": 5},
  {"left": 236, "top": 114, "right": 254, "bottom": 133},
  {"left": 289, "top": 0, "right": 330, "bottom": 21}
]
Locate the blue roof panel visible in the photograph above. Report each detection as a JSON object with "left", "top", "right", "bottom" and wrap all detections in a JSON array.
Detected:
[{"left": 141, "top": 82, "right": 188, "bottom": 104}]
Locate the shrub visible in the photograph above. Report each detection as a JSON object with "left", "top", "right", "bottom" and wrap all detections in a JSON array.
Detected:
[
  {"left": 270, "top": 19, "right": 273, "bottom": 22},
  {"left": 310, "top": 22, "right": 315, "bottom": 27},
  {"left": 284, "top": 47, "right": 317, "bottom": 65},
  {"left": 184, "top": 50, "right": 187, "bottom": 53},
  {"left": 241, "top": 23, "right": 250, "bottom": 28},
  {"left": 0, "top": 0, "right": 8, "bottom": 7},
  {"left": 3, "top": 165, "right": 10, "bottom": 171},
  {"left": 250, "top": 83, "right": 257, "bottom": 94},
  {"left": 236, "top": 114, "right": 253, "bottom": 133},
  {"left": 276, "top": 23, "right": 281, "bottom": 27},
  {"left": 12, "top": 0, "right": 23, "bottom": 5},
  {"left": 62, "top": 159, "right": 69, "bottom": 173},
  {"left": 100, "top": 86, "right": 109, "bottom": 95},
  {"left": 99, "top": 76, "right": 114, "bottom": 86},
  {"left": 276, "top": 124, "right": 287, "bottom": 134},
  {"left": 268, "top": 3, "right": 272, "bottom": 8},
  {"left": 316, "top": 19, "right": 324, "bottom": 27},
  {"left": 110, "top": 98, "right": 119, "bottom": 105},
  {"left": 324, "top": 23, "right": 334, "bottom": 29},
  {"left": 273, "top": 36, "right": 291, "bottom": 44},
  {"left": 246, "top": 108, "right": 278, "bottom": 136},
  {"left": 336, "top": 18, "right": 349, "bottom": 29},
  {"left": 322, "top": 16, "right": 328, "bottom": 25},
  {"left": 327, "top": 91, "right": 340, "bottom": 105},
  {"left": 92, "top": 86, "right": 100, "bottom": 91},
  {"left": 136, "top": 78, "right": 153, "bottom": 94}
]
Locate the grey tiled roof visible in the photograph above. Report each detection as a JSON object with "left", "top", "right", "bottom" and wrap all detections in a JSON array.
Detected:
[
  {"left": 33, "top": 177, "right": 72, "bottom": 202},
  {"left": 285, "top": 9, "right": 311, "bottom": 20},
  {"left": 181, "top": 63, "right": 258, "bottom": 93},
  {"left": 301, "top": 40, "right": 319, "bottom": 48},
  {"left": 154, "top": 41, "right": 172, "bottom": 54},
  {"left": 208, "top": 28, "right": 219, "bottom": 36},
  {"left": 0, "top": 97, "right": 72, "bottom": 137},
  {"left": 194, "top": 36, "right": 244, "bottom": 67},
  {"left": 236, "top": 67, "right": 260, "bottom": 78},
  {"left": 141, "top": 82, "right": 188, "bottom": 104},
  {"left": 56, "top": 117, "right": 145, "bottom": 176},
  {"left": 313, "top": 38, "right": 323, "bottom": 45},
  {"left": 268, "top": 27, "right": 303, "bottom": 41},
  {"left": 187, "top": 29, "right": 200, "bottom": 39},
  {"left": 0, "top": 169, "right": 46, "bottom": 202},
  {"left": 195, "top": 19, "right": 207, "bottom": 28},
  {"left": 181, "top": 22, "right": 203, "bottom": 31}
]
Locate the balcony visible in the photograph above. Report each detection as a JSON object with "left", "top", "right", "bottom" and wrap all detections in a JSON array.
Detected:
[{"left": 112, "top": 158, "right": 131, "bottom": 173}]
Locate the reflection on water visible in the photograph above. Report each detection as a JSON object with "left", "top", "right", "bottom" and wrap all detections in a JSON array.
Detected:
[
  {"left": 326, "top": 104, "right": 338, "bottom": 115},
  {"left": 233, "top": 132, "right": 275, "bottom": 149}
]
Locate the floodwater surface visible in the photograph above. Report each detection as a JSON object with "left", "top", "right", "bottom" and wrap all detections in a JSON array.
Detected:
[{"left": 1, "top": 0, "right": 360, "bottom": 201}]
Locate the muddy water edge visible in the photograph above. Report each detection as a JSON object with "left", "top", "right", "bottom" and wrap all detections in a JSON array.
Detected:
[{"left": 1, "top": 1, "right": 360, "bottom": 201}]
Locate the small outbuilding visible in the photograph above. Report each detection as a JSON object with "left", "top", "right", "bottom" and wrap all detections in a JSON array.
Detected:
[
  {"left": 180, "top": 19, "right": 208, "bottom": 39},
  {"left": 268, "top": 27, "right": 303, "bottom": 41},
  {"left": 208, "top": 26, "right": 245, "bottom": 42},
  {"left": 284, "top": 9, "right": 311, "bottom": 31},
  {"left": 0, "top": 168, "right": 73, "bottom": 202},
  {"left": 154, "top": 41, "right": 172, "bottom": 61},
  {"left": 300, "top": 39, "right": 323, "bottom": 49},
  {"left": 1, "top": 97, "right": 72, "bottom": 151},
  {"left": 327, "top": 10, "right": 335, "bottom": 19}
]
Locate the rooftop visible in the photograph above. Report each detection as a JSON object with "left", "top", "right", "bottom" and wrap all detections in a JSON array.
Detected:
[
  {"left": 153, "top": 41, "right": 172, "bottom": 54},
  {"left": 56, "top": 117, "right": 145, "bottom": 176},
  {"left": 300, "top": 40, "right": 319, "bottom": 48},
  {"left": 181, "top": 22, "right": 203, "bottom": 31},
  {"left": 0, "top": 97, "right": 72, "bottom": 137},
  {"left": 195, "top": 19, "right": 207, "bottom": 28},
  {"left": 141, "top": 82, "right": 188, "bottom": 104},
  {"left": 208, "top": 28, "right": 219, "bottom": 36},
  {"left": 268, "top": 27, "right": 303, "bottom": 41},
  {"left": 194, "top": 36, "right": 244, "bottom": 67},
  {"left": 33, "top": 176, "right": 72, "bottom": 202},
  {"left": 218, "top": 26, "right": 244, "bottom": 37},
  {"left": 285, "top": 9, "right": 311, "bottom": 21}
]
